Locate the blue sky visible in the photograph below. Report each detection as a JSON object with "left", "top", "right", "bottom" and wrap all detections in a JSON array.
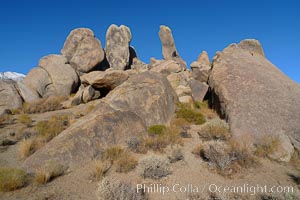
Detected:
[{"left": 0, "top": 0, "right": 299, "bottom": 83}]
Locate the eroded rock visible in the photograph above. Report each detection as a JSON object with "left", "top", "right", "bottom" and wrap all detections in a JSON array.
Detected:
[
  {"left": 61, "top": 28, "right": 105, "bottom": 73},
  {"left": 105, "top": 24, "right": 132, "bottom": 70}
]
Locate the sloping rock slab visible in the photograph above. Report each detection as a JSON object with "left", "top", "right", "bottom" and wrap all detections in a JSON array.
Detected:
[
  {"left": 209, "top": 40, "right": 300, "bottom": 157},
  {"left": 23, "top": 103, "right": 147, "bottom": 170}
]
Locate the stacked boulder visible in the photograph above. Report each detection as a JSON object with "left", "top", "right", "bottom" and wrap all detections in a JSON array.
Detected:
[
  {"left": 61, "top": 28, "right": 105, "bottom": 73},
  {"left": 1, "top": 24, "right": 206, "bottom": 114},
  {"left": 190, "top": 51, "right": 211, "bottom": 83},
  {"left": 24, "top": 55, "right": 79, "bottom": 98}
]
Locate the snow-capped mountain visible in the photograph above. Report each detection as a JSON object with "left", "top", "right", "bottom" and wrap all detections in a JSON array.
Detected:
[{"left": 0, "top": 71, "right": 25, "bottom": 81}]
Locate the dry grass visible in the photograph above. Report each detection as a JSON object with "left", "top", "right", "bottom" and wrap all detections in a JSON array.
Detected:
[
  {"left": 101, "top": 146, "right": 138, "bottom": 173},
  {"left": 19, "top": 139, "right": 35, "bottom": 159},
  {"left": 35, "top": 115, "right": 69, "bottom": 142},
  {"left": 22, "top": 96, "right": 67, "bottom": 114},
  {"left": 0, "top": 114, "right": 13, "bottom": 126},
  {"left": 254, "top": 135, "right": 280, "bottom": 158},
  {"left": 176, "top": 103, "right": 206, "bottom": 125},
  {"left": 229, "top": 139, "right": 257, "bottom": 169},
  {"left": 0, "top": 167, "right": 28, "bottom": 192},
  {"left": 103, "top": 146, "right": 125, "bottom": 163},
  {"left": 143, "top": 126, "right": 182, "bottom": 152},
  {"left": 92, "top": 160, "right": 111, "bottom": 180},
  {"left": 18, "top": 113, "right": 32, "bottom": 127},
  {"left": 170, "top": 118, "right": 190, "bottom": 129},
  {"left": 195, "top": 100, "right": 218, "bottom": 120},
  {"left": 115, "top": 152, "right": 138, "bottom": 173},
  {"left": 197, "top": 118, "right": 231, "bottom": 141},
  {"left": 34, "top": 161, "right": 65, "bottom": 184}
]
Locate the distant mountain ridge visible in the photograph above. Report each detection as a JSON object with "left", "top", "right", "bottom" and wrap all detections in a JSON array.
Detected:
[{"left": 0, "top": 71, "right": 25, "bottom": 81}]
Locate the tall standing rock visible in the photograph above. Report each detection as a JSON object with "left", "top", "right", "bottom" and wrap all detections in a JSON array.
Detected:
[
  {"left": 159, "top": 25, "right": 179, "bottom": 60},
  {"left": 61, "top": 28, "right": 105, "bottom": 73},
  {"left": 159, "top": 25, "right": 187, "bottom": 69},
  {"left": 209, "top": 39, "right": 300, "bottom": 161},
  {"left": 105, "top": 24, "right": 132, "bottom": 70}
]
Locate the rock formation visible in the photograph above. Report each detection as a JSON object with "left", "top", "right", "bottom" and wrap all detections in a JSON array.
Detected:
[
  {"left": 209, "top": 39, "right": 300, "bottom": 161},
  {"left": 191, "top": 51, "right": 211, "bottom": 83},
  {"left": 105, "top": 24, "right": 132, "bottom": 70},
  {"left": 24, "top": 54, "right": 79, "bottom": 97},
  {"left": 158, "top": 25, "right": 187, "bottom": 69},
  {"left": 0, "top": 80, "right": 23, "bottom": 116},
  {"left": 80, "top": 70, "right": 129, "bottom": 90},
  {"left": 61, "top": 28, "right": 105, "bottom": 73},
  {"left": 23, "top": 72, "right": 178, "bottom": 170}
]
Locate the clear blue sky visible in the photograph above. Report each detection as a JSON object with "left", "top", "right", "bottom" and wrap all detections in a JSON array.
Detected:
[{"left": 0, "top": 0, "right": 299, "bottom": 83}]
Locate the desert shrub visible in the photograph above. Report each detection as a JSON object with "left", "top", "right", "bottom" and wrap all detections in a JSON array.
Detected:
[
  {"left": 103, "top": 146, "right": 125, "bottom": 163},
  {"left": 143, "top": 126, "right": 182, "bottom": 152},
  {"left": 18, "top": 113, "right": 32, "bottom": 127},
  {"left": 35, "top": 115, "right": 69, "bottom": 142},
  {"left": 22, "top": 96, "right": 67, "bottom": 114},
  {"left": 176, "top": 103, "right": 206, "bottom": 125},
  {"left": 34, "top": 161, "right": 65, "bottom": 184},
  {"left": 97, "top": 178, "right": 148, "bottom": 200},
  {"left": 199, "top": 139, "right": 257, "bottom": 175},
  {"left": 254, "top": 136, "right": 280, "bottom": 158},
  {"left": 148, "top": 125, "right": 166, "bottom": 136},
  {"left": 115, "top": 152, "right": 138, "bottom": 173},
  {"left": 201, "top": 141, "right": 234, "bottom": 172},
  {"left": 126, "top": 137, "right": 147, "bottom": 154},
  {"left": 229, "top": 139, "right": 257, "bottom": 169},
  {"left": 0, "top": 167, "right": 28, "bottom": 192},
  {"left": 197, "top": 118, "right": 231, "bottom": 141},
  {"left": 166, "top": 145, "right": 184, "bottom": 163},
  {"left": 138, "top": 155, "right": 171, "bottom": 179},
  {"left": 126, "top": 137, "right": 141, "bottom": 151},
  {"left": 92, "top": 160, "right": 111, "bottom": 180}
]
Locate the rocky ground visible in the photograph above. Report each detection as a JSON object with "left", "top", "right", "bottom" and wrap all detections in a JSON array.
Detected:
[{"left": 0, "top": 101, "right": 300, "bottom": 200}]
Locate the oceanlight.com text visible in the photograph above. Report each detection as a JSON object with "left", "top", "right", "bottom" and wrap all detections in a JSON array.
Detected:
[{"left": 136, "top": 183, "right": 296, "bottom": 196}]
